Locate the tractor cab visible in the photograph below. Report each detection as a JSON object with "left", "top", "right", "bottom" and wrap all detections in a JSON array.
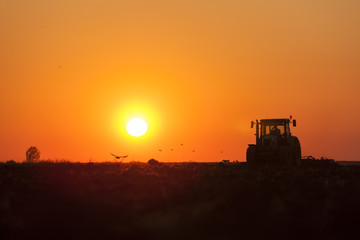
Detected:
[
  {"left": 260, "top": 119, "right": 291, "bottom": 138},
  {"left": 251, "top": 118, "right": 297, "bottom": 144}
]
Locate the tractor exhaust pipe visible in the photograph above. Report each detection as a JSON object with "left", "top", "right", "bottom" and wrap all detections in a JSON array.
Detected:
[{"left": 256, "top": 120, "right": 260, "bottom": 146}]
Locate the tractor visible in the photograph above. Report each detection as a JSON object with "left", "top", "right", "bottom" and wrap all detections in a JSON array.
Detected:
[{"left": 246, "top": 116, "right": 301, "bottom": 165}]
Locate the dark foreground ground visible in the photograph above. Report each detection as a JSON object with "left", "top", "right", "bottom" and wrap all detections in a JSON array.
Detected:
[{"left": 1, "top": 161, "right": 360, "bottom": 240}]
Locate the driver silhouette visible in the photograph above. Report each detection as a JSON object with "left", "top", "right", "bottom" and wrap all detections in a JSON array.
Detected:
[{"left": 270, "top": 126, "right": 281, "bottom": 135}]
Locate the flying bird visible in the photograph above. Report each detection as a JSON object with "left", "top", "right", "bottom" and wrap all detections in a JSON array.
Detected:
[{"left": 111, "top": 153, "right": 128, "bottom": 159}]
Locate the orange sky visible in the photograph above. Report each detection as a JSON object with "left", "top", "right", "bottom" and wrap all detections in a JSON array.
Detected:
[{"left": 1, "top": 0, "right": 360, "bottom": 162}]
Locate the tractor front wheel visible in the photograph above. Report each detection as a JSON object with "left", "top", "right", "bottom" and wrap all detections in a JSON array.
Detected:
[{"left": 246, "top": 145, "right": 257, "bottom": 164}]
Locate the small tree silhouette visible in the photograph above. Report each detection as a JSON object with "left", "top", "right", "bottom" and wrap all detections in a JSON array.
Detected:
[{"left": 26, "top": 146, "right": 40, "bottom": 162}]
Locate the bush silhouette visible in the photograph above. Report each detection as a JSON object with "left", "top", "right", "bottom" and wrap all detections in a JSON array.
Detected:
[
  {"left": 26, "top": 146, "right": 40, "bottom": 162},
  {"left": 148, "top": 158, "right": 161, "bottom": 166},
  {"left": 6, "top": 160, "right": 16, "bottom": 165}
]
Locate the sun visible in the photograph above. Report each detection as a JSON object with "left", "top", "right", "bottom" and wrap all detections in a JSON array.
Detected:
[{"left": 126, "top": 118, "right": 148, "bottom": 137}]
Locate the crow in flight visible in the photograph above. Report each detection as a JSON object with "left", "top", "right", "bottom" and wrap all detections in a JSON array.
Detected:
[{"left": 111, "top": 153, "right": 128, "bottom": 159}]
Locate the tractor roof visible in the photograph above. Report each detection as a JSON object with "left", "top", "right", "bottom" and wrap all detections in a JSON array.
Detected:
[{"left": 260, "top": 118, "right": 290, "bottom": 124}]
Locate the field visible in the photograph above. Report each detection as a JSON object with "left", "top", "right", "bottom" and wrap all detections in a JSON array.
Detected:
[{"left": 1, "top": 161, "right": 360, "bottom": 239}]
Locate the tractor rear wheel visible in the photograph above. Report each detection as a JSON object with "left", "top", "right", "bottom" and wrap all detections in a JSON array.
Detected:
[
  {"left": 293, "top": 139, "right": 302, "bottom": 166},
  {"left": 279, "top": 146, "right": 292, "bottom": 165}
]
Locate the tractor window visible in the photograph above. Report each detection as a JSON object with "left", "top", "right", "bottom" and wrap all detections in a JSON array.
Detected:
[{"left": 262, "top": 124, "right": 285, "bottom": 136}]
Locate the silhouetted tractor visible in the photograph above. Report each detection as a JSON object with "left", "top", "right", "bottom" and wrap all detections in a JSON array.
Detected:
[{"left": 246, "top": 116, "right": 301, "bottom": 165}]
